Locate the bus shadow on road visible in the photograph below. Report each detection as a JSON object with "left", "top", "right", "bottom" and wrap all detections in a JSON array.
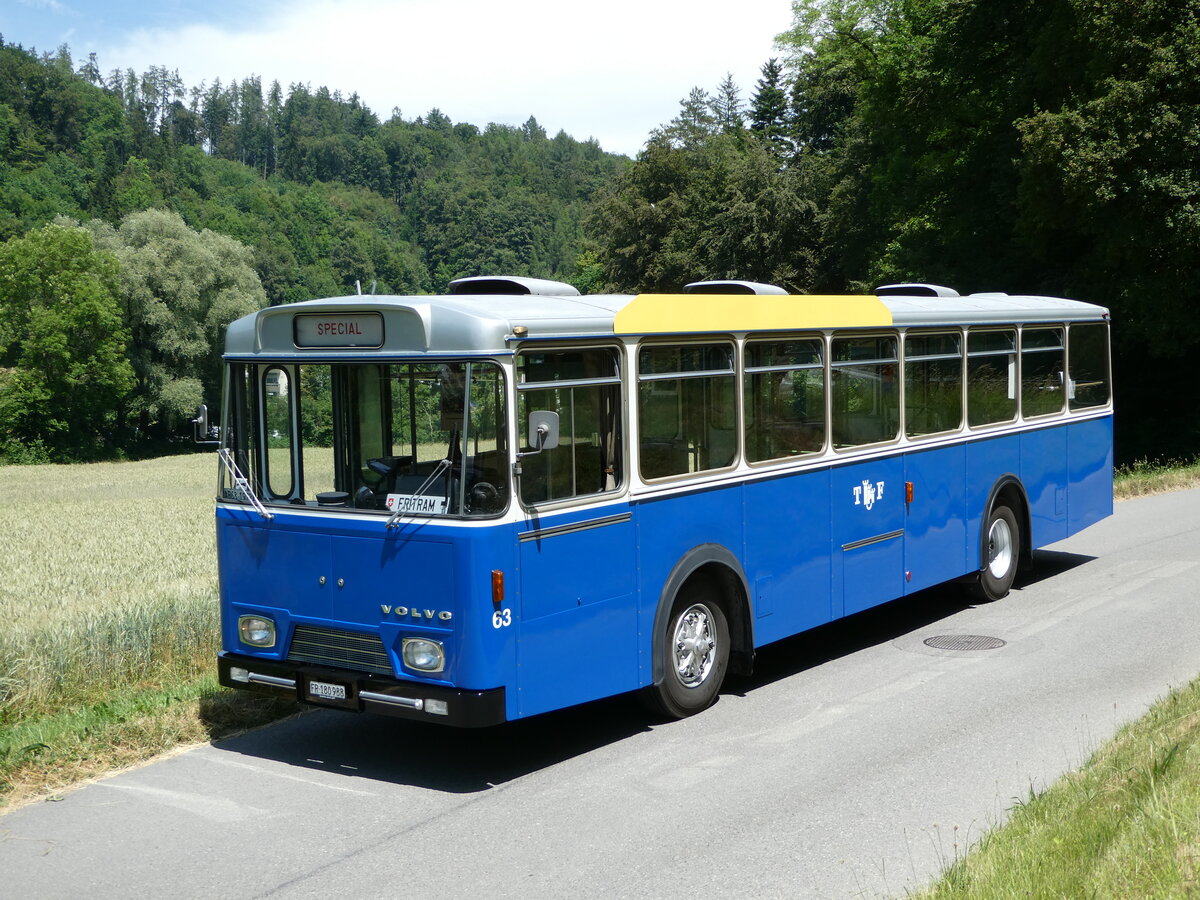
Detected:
[
  {"left": 213, "top": 550, "right": 1097, "bottom": 794},
  {"left": 1017, "top": 548, "right": 1097, "bottom": 588},
  {"left": 732, "top": 582, "right": 973, "bottom": 694},
  {"left": 213, "top": 691, "right": 655, "bottom": 795},
  {"left": 731, "top": 548, "right": 1097, "bottom": 694}
]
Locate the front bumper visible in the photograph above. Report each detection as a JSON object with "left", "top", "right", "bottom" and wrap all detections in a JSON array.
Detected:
[{"left": 218, "top": 653, "right": 507, "bottom": 728}]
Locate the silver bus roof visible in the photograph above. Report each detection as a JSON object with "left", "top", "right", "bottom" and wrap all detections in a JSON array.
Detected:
[{"left": 223, "top": 283, "right": 1110, "bottom": 358}]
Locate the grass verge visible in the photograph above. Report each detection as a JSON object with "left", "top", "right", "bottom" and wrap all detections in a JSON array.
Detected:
[
  {"left": 0, "top": 677, "right": 299, "bottom": 808},
  {"left": 1114, "top": 457, "right": 1200, "bottom": 500},
  {"left": 920, "top": 677, "right": 1200, "bottom": 897}
]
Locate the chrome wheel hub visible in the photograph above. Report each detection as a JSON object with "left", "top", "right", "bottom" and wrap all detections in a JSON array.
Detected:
[
  {"left": 986, "top": 517, "right": 1014, "bottom": 579},
  {"left": 673, "top": 604, "right": 716, "bottom": 688}
]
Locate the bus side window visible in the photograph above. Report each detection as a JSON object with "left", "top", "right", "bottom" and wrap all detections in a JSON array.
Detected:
[
  {"left": 1021, "top": 327, "right": 1065, "bottom": 418},
  {"left": 967, "top": 329, "right": 1017, "bottom": 427},
  {"left": 744, "top": 338, "right": 825, "bottom": 461},
  {"left": 637, "top": 343, "right": 736, "bottom": 479},
  {"left": 263, "top": 367, "right": 295, "bottom": 499},
  {"left": 904, "top": 331, "right": 963, "bottom": 438},
  {"left": 831, "top": 334, "right": 899, "bottom": 448},
  {"left": 516, "top": 347, "right": 623, "bottom": 505}
]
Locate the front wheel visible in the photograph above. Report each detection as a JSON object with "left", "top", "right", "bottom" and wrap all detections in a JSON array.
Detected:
[
  {"left": 642, "top": 582, "right": 730, "bottom": 719},
  {"left": 969, "top": 504, "right": 1020, "bottom": 602}
]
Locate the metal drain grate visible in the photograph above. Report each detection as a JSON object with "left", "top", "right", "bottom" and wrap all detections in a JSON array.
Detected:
[{"left": 923, "top": 634, "right": 1007, "bottom": 651}]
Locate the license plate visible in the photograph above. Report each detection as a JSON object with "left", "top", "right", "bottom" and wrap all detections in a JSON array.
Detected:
[{"left": 308, "top": 680, "right": 347, "bottom": 701}]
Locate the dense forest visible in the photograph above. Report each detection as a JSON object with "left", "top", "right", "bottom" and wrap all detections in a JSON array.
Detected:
[
  {"left": 584, "top": 0, "right": 1200, "bottom": 465},
  {"left": 0, "top": 35, "right": 626, "bottom": 460},
  {"left": 3, "top": 0, "right": 1199, "bottom": 466}
]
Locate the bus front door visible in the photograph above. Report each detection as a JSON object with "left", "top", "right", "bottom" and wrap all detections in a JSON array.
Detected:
[{"left": 516, "top": 508, "right": 637, "bottom": 718}]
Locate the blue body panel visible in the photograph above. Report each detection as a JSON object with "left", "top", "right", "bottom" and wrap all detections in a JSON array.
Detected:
[
  {"left": 217, "top": 414, "right": 1114, "bottom": 722},
  {"left": 515, "top": 506, "right": 637, "bottom": 717},
  {"left": 1022, "top": 425, "right": 1069, "bottom": 548},
  {"left": 741, "top": 469, "right": 833, "bottom": 645},
  {"left": 216, "top": 506, "right": 518, "bottom": 711},
  {"left": 1068, "top": 416, "right": 1115, "bottom": 532},
  {"left": 634, "top": 486, "right": 746, "bottom": 683},
  {"left": 903, "top": 444, "right": 968, "bottom": 593}
]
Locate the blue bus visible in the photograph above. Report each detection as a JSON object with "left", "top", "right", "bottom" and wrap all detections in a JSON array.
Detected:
[{"left": 211, "top": 277, "right": 1112, "bottom": 725}]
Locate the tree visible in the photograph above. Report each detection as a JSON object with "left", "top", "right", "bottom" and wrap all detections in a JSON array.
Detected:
[
  {"left": 86, "top": 209, "right": 267, "bottom": 438},
  {"left": 776, "top": 0, "right": 1200, "bottom": 460},
  {"left": 586, "top": 133, "right": 820, "bottom": 292},
  {"left": 0, "top": 223, "right": 134, "bottom": 459},
  {"left": 1012, "top": 0, "right": 1200, "bottom": 460},
  {"left": 655, "top": 87, "right": 717, "bottom": 149},
  {"left": 711, "top": 74, "right": 744, "bottom": 133},
  {"left": 749, "top": 59, "right": 790, "bottom": 154},
  {"left": 521, "top": 116, "right": 547, "bottom": 142}
]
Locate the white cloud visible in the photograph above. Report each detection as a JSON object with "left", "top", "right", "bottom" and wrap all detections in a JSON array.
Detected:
[{"left": 97, "top": 0, "right": 793, "bottom": 156}]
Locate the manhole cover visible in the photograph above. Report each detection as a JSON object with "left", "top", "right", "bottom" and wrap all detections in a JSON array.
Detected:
[{"left": 922, "top": 634, "right": 1007, "bottom": 651}]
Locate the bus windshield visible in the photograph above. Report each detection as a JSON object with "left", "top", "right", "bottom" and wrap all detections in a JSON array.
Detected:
[{"left": 222, "top": 360, "right": 508, "bottom": 517}]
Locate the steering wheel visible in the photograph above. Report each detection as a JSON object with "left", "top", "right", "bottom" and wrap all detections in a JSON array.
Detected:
[{"left": 469, "top": 481, "right": 501, "bottom": 513}]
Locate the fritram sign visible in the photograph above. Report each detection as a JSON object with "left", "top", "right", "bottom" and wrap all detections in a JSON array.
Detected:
[
  {"left": 386, "top": 493, "right": 448, "bottom": 515},
  {"left": 293, "top": 312, "right": 385, "bottom": 349}
]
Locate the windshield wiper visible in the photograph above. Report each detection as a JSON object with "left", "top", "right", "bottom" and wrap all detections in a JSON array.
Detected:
[
  {"left": 386, "top": 457, "right": 452, "bottom": 529},
  {"left": 219, "top": 448, "right": 274, "bottom": 521}
]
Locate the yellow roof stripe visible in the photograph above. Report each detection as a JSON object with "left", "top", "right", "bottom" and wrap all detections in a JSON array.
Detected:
[{"left": 613, "top": 293, "right": 892, "bottom": 335}]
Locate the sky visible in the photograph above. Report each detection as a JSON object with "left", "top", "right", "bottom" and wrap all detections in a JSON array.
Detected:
[{"left": 3, "top": 0, "right": 798, "bottom": 157}]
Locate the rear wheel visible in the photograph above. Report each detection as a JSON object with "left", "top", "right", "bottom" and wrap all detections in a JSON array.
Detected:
[
  {"left": 642, "top": 581, "right": 730, "bottom": 719},
  {"left": 969, "top": 504, "right": 1019, "bottom": 602}
]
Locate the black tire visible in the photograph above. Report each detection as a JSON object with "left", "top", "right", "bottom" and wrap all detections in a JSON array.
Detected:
[
  {"left": 969, "top": 504, "right": 1020, "bottom": 602},
  {"left": 641, "top": 580, "right": 730, "bottom": 719}
]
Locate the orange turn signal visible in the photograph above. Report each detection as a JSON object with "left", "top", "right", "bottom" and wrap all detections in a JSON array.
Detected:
[{"left": 491, "top": 570, "right": 504, "bottom": 606}]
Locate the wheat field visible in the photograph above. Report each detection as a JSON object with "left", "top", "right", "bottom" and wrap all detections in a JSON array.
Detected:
[{"left": 0, "top": 453, "right": 220, "bottom": 721}]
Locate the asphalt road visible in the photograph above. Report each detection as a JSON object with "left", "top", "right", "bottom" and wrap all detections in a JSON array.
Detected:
[{"left": 4, "top": 489, "right": 1200, "bottom": 899}]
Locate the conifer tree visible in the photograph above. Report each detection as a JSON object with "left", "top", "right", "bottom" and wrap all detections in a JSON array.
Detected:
[{"left": 749, "top": 58, "right": 790, "bottom": 156}]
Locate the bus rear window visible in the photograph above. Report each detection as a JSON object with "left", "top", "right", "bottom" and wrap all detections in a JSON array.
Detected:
[{"left": 1068, "top": 323, "right": 1110, "bottom": 410}]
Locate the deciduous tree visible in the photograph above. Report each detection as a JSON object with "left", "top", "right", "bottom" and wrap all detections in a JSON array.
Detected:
[
  {"left": 0, "top": 223, "right": 133, "bottom": 459},
  {"left": 86, "top": 209, "right": 267, "bottom": 437}
]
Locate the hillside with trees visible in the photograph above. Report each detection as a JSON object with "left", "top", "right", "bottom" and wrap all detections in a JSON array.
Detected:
[
  {"left": 585, "top": 0, "right": 1200, "bottom": 464},
  {"left": 0, "top": 37, "right": 626, "bottom": 460},
  {"left": 3, "top": 0, "right": 1198, "bottom": 467}
]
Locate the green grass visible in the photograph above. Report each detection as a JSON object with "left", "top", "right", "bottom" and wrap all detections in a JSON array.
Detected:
[
  {"left": 920, "top": 678, "right": 1200, "bottom": 898},
  {"left": 1114, "top": 457, "right": 1200, "bottom": 500},
  {"left": 0, "top": 454, "right": 299, "bottom": 810}
]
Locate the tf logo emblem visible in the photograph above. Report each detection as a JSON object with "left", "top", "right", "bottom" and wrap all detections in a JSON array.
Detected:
[{"left": 854, "top": 479, "right": 885, "bottom": 510}]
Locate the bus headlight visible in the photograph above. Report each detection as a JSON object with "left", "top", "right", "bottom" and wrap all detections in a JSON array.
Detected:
[
  {"left": 401, "top": 638, "right": 445, "bottom": 673},
  {"left": 239, "top": 615, "right": 276, "bottom": 648}
]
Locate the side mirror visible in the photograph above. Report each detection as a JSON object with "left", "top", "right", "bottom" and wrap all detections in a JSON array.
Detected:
[
  {"left": 513, "top": 410, "right": 559, "bottom": 478},
  {"left": 527, "top": 410, "right": 560, "bottom": 451},
  {"left": 192, "top": 403, "right": 219, "bottom": 446}
]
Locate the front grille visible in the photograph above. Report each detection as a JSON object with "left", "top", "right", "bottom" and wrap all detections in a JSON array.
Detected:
[{"left": 288, "top": 624, "right": 393, "bottom": 675}]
